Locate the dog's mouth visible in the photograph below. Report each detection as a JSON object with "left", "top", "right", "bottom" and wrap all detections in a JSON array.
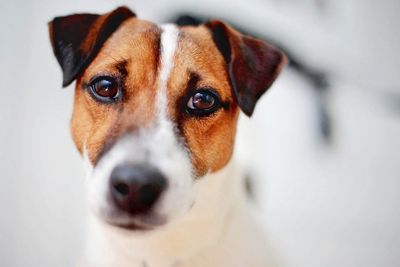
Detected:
[
  {"left": 97, "top": 207, "right": 168, "bottom": 231},
  {"left": 102, "top": 216, "right": 164, "bottom": 231}
]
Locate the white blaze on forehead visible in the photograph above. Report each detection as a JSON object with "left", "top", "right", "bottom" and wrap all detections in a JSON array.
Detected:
[{"left": 157, "top": 24, "right": 179, "bottom": 117}]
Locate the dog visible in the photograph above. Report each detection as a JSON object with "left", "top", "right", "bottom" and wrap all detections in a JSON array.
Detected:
[{"left": 48, "top": 6, "right": 286, "bottom": 267}]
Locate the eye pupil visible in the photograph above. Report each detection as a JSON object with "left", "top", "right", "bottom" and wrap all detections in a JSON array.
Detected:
[
  {"left": 192, "top": 92, "right": 215, "bottom": 110},
  {"left": 186, "top": 89, "right": 221, "bottom": 116},
  {"left": 95, "top": 79, "right": 118, "bottom": 97},
  {"left": 89, "top": 77, "right": 120, "bottom": 101}
]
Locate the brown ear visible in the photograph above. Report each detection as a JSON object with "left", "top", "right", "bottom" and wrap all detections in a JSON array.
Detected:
[
  {"left": 206, "top": 20, "right": 287, "bottom": 116},
  {"left": 48, "top": 6, "right": 135, "bottom": 87}
]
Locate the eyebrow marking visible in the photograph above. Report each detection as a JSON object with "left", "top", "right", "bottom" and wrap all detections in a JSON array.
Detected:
[
  {"left": 114, "top": 59, "right": 128, "bottom": 77},
  {"left": 186, "top": 71, "right": 201, "bottom": 93},
  {"left": 153, "top": 29, "right": 162, "bottom": 75}
]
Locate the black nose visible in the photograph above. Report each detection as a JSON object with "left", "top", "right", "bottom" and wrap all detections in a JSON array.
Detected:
[{"left": 110, "top": 164, "right": 167, "bottom": 215}]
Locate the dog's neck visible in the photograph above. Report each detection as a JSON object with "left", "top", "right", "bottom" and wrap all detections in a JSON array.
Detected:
[{"left": 84, "top": 159, "right": 248, "bottom": 266}]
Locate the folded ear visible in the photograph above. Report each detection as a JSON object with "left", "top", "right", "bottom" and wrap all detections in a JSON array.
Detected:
[
  {"left": 48, "top": 6, "right": 135, "bottom": 87},
  {"left": 206, "top": 20, "right": 287, "bottom": 116}
]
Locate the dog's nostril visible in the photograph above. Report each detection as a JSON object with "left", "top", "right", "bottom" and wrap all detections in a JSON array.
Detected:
[
  {"left": 139, "top": 184, "right": 161, "bottom": 206},
  {"left": 113, "top": 182, "right": 130, "bottom": 196}
]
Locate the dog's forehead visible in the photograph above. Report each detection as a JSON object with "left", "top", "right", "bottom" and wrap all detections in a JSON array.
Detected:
[
  {"left": 84, "top": 19, "right": 224, "bottom": 80},
  {"left": 83, "top": 18, "right": 161, "bottom": 77}
]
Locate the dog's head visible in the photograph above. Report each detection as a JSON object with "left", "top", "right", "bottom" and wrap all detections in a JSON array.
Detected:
[{"left": 49, "top": 6, "right": 286, "bottom": 230}]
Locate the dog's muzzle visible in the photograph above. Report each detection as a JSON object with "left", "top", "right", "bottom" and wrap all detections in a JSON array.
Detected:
[{"left": 110, "top": 163, "right": 168, "bottom": 216}]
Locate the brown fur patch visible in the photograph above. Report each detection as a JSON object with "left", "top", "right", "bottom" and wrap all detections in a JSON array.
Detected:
[{"left": 71, "top": 18, "right": 162, "bottom": 164}]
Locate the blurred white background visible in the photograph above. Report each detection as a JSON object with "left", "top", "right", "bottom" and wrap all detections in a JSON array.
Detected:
[{"left": 1, "top": 0, "right": 399, "bottom": 266}]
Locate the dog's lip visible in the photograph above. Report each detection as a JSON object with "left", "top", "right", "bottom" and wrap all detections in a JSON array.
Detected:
[
  {"left": 102, "top": 215, "right": 165, "bottom": 231},
  {"left": 102, "top": 217, "right": 157, "bottom": 231},
  {"left": 110, "top": 221, "right": 153, "bottom": 231}
]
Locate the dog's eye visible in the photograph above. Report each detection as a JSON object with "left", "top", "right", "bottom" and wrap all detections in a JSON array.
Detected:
[
  {"left": 88, "top": 76, "right": 120, "bottom": 102},
  {"left": 186, "top": 89, "right": 221, "bottom": 116}
]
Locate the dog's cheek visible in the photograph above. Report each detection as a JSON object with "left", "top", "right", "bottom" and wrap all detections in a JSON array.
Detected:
[
  {"left": 70, "top": 89, "right": 92, "bottom": 156},
  {"left": 70, "top": 87, "right": 113, "bottom": 164},
  {"left": 180, "top": 108, "right": 240, "bottom": 177},
  {"left": 207, "top": 111, "right": 239, "bottom": 173}
]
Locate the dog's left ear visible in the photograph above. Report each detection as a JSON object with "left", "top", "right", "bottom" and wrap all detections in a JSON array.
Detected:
[
  {"left": 206, "top": 20, "right": 287, "bottom": 116},
  {"left": 48, "top": 6, "right": 135, "bottom": 87}
]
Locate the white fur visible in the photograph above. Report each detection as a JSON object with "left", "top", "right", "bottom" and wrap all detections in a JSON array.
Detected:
[{"left": 157, "top": 24, "right": 179, "bottom": 118}]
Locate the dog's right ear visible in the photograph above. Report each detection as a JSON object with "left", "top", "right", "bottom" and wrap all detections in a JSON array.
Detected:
[{"left": 48, "top": 6, "right": 135, "bottom": 87}]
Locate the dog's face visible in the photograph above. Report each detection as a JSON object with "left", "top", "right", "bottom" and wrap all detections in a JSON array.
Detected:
[{"left": 49, "top": 7, "right": 286, "bottom": 230}]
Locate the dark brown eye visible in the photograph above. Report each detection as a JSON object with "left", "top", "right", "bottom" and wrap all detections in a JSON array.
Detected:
[
  {"left": 186, "top": 89, "right": 221, "bottom": 116},
  {"left": 88, "top": 76, "right": 120, "bottom": 102}
]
